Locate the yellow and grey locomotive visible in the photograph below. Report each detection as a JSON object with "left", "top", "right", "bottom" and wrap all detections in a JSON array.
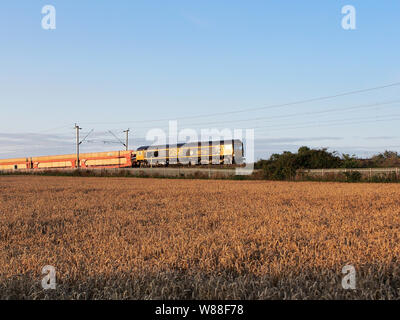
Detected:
[{"left": 135, "top": 139, "right": 244, "bottom": 167}]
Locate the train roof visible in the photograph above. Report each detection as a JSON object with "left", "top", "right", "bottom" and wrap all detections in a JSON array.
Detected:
[{"left": 137, "top": 139, "right": 243, "bottom": 151}]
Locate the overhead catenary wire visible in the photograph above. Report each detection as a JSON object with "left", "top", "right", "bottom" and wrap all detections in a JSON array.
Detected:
[
  {"left": 80, "top": 81, "right": 400, "bottom": 125},
  {"left": 107, "top": 130, "right": 126, "bottom": 148},
  {"left": 256, "top": 116, "right": 400, "bottom": 133},
  {"left": 6, "top": 81, "right": 398, "bottom": 156},
  {"left": 32, "top": 109, "right": 400, "bottom": 149},
  {"left": 79, "top": 129, "right": 94, "bottom": 145},
  {"left": 19, "top": 81, "right": 400, "bottom": 134},
  {"left": 5, "top": 113, "right": 398, "bottom": 158},
  {"left": 123, "top": 115, "right": 400, "bottom": 143},
  {"left": 103, "top": 99, "right": 400, "bottom": 131},
  {"left": 247, "top": 113, "right": 400, "bottom": 131}
]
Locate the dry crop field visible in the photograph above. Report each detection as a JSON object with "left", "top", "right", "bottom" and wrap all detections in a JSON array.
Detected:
[{"left": 1, "top": 175, "right": 400, "bottom": 299}]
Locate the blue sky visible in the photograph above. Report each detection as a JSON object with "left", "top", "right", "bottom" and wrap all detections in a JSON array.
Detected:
[{"left": 0, "top": 1, "right": 399, "bottom": 159}]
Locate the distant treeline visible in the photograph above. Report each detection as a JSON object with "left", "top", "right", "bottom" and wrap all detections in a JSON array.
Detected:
[{"left": 254, "top": 147, "right": 400, "bottom": 181}]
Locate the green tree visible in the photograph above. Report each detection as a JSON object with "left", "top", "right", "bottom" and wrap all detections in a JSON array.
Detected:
[
  {"left": 371, "top": 150, "right": 400, "bottom": 167},
  {"left": 341, "top": 154, "right": 359, "bottom": 168}
]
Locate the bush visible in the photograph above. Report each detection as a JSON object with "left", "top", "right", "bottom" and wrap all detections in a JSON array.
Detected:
[
  {"left": 344, "top": 171, "right": 362, "bottom": 182},
  {"left": 259, "top": 147, "right": 342, "bottom": 180},
  {"left": 341, "top": 154, "right": 359, "bottom": 168},
  {"left": 369, "top": 172, "right": 399, "bottom": 183}
]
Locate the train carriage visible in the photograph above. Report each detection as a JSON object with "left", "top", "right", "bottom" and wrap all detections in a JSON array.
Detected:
[
  {"left": 0, "top": 151, "right": 135, "bottom": 171},
  {"left": 0, "top": 157, "right": 30, "bottom": 170}
]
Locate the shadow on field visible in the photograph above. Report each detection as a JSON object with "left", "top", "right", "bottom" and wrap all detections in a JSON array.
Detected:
[{"left": 1, "top": 266, "right": 399, "bottom": 300}]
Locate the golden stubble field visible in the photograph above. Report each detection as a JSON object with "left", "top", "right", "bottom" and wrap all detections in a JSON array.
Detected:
[{"left": 0, "top": 175, "right": 400, "bottom": 299}]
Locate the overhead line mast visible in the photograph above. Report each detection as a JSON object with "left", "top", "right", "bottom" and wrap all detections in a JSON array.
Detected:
[
  {"left": 74, "top": 124, "right": 82, "bottom": 169},
  {"left": 74, "top": 124, "right": 93, "bottom": 169},
  {"left": 123, "top": 129, "right": 130, "bottom": 151}
]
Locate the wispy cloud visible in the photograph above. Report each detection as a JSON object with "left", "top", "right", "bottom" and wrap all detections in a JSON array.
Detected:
[
  {"left": 256, "top": 137, "right": 343, "bottom": 144},
  {"left": 0, "top": 133, "right": 73, "bottom": 158},
  {"left": 363, "top": 136, "right": 397, "bottom": 140},
  {"left": 251, "top": 137, "right": 343, "bottom": 159},
  {"left": 181, "top": 11, "right": 210, "bottom": 28}
]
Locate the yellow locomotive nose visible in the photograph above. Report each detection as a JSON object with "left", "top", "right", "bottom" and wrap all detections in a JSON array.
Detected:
[{"left": 136, "top": 151, "right": 145, "bottom": 161}]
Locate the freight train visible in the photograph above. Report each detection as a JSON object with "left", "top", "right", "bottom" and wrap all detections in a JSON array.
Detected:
[{"left": 0, "top": 140, "right": 244, "bottom": 170}]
